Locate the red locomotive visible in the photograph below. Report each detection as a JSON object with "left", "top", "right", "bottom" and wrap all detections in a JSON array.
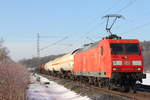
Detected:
[
  {"left": 74, "top": 38, "right": 145, "bottom": 91},
  {"left": 42, "top": 14, "right": 146, "bottom": 92}
]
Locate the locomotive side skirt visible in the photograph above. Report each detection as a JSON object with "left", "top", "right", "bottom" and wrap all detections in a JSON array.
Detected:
[{"left": 74, "top": 72, "right": 107, "bottom": 77}]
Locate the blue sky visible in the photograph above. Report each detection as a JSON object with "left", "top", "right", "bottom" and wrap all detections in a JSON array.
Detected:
[{"left": 1, "top": 0, "right": 150, "bottom": 61}]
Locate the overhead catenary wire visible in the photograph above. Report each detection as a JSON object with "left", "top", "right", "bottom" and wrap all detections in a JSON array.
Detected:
[
  {"left": 108, "top": 0, "right": 137, "bottom": 34},
  {"left": 40, "top": 36, "right": 68, "bottom": 51},
  {"left": 125, "top": 21, "right": 150, "bottom": 33},
  {"left": 36, "top": 33, "right": 69, "bottom": 58},
  {"left": 42, "top": 43, "right": 73, "bottom": 56},
  {"left": 40, "top": 36, "right": 64, "bottom": 38},
  {"left": 86, "top": 36, "right": 95, "bottom": 42},
  {"left": 80, "top": 20, "right": 105, "bottom": 39},
  {"left": 117, "top": 0, "right": 137, "bottom": 13},
  {"left": 98, "top": 0, "right": 124, "bottom": 17}
]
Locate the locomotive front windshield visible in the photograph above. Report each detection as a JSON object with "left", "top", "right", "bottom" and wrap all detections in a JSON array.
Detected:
[{"left": 110, "top": 43, "right": 140, "bottom": 54}]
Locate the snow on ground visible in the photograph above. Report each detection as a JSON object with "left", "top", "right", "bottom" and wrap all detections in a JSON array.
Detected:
[
  {"left": 27, "top": 74, "right": 91, "bottom": 100},
  {"left": 142, "top": 73, "right": 150, "bottom": 85}
]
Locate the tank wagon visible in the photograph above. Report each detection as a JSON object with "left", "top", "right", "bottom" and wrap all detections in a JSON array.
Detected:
[{"left": 44, "top": 53, "right": 75, "bottom": 77}]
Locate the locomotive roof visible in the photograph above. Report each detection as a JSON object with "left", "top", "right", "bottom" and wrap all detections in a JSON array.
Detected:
[
  {"left": 75, "top": 41, "right": 100, "bottom": 53},
  {"left": 74, "top": 39, "right": 139, "bottom": 53}
]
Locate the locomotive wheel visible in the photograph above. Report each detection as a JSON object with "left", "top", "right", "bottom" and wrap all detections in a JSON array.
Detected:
[
  {"left": 88, "top": 77, "right": 94, "bottom": 85},
  {"left": 108, "top": 83, "right": 113, "bottom": 90},
  {"left": 107, "top": 79, "right": 111, "bottom": 90},
  {"left": 131, "top": 86, "right": 136, "bottom": 93},
  {"left": 121, "top": 85, "right": 130, "bottom": 92},
  {"left": 107, "top": 79, "right": 115, "bottom": 90},
  {"left": 98, "top": 82, "right": 103, "bottom": 88},
  {"left": 93, "top": 78, "right": 98, "bottom": 86},
  {"left": 131, "top": 89, "right": 136, "bottom": 93}
]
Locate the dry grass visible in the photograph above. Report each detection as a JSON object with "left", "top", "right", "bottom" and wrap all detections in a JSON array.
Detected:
[{"left": 0, "top": 60, "right": 29, "bottom": 100}]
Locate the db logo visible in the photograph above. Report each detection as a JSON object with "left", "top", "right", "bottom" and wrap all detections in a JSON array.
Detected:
[{"left": 124, "top": 61, "right": 130, "bottom": 65}]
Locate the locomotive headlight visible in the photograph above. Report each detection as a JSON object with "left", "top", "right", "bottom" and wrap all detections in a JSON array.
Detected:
[
  {"left": 135, "top": 68, "right": 141, "bottom": 71},
  {"left": 113, "top": 61, "right": 122, "bottom": 65},
  {"left": 132, "top": 60, "right": 142, "bottom": 66},
  {"left": 113, "top": 68, "right": 120, "bottom": 71}
]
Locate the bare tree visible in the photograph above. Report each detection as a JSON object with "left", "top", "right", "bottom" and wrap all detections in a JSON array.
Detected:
[
  {"left": 0, "top": 39, "right": 29, "bottom": 100},
  {"left": 0, "top": 39, "right": 9, "bottom": 60}
]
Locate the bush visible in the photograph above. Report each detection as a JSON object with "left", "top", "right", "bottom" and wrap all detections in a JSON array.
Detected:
[{"left": 0, "top": 61, "right": 29, "bottom": 100}]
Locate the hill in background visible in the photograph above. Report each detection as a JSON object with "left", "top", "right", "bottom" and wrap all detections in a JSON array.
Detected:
[
  {"left": 19, "top": 54, "right": 65, "bottom": 68},
  {"left": 141, "top": 41, "right": 150, "bottom": 72}
]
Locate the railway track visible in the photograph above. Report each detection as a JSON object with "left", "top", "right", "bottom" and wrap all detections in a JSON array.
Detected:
[
  {"left": 88, "top": 84, "right": 150, "bottom": 100},
  {"left": 40, "top": 73, "right": 150, "bottom": 100},
  {"left": 135, "top": 84, "right": 150, "bottom": 92}
]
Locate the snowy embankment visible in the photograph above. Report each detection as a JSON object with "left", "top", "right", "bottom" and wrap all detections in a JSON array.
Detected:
[
  {"left": 27, "top": 74, "right": 91, "bottom": 100},
  {"left": 142, "top": 73, "right": 150, "bottom": 85}
]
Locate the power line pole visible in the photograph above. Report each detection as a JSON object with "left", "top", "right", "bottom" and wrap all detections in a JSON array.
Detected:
[
  {"left": 36, "top": 33, "right": 68, "bottom": 58},
  {"left": 37, "top": 33, "right": 40, "bottom": 58}
]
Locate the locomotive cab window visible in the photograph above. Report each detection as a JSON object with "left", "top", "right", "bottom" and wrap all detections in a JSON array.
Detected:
[
  {"left": 110, "top": 44, "right": 124, "bottom": 54},
  {"left": 125, "top": 44, "right": 140, "bottom": 54},
  {"left": 110, "top": 43, "right": 140, "bottom": 55}
]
